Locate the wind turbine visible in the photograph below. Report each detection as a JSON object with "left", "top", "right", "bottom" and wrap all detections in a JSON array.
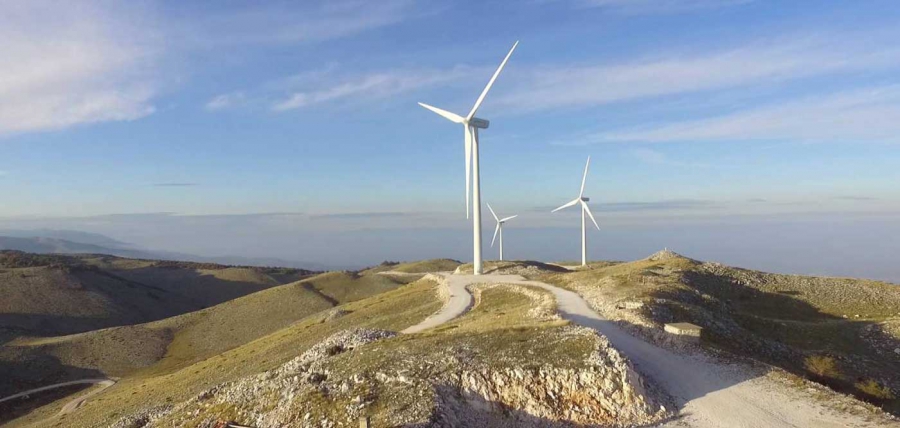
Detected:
[
  {"left": 418, "top": 41, "right": 519, "bottom": 275},
  {"left": 552, "top": 156, "right": 600, "bottom": 266},
  {"left": 487, "top": 203, "right": 517, "bottom": 261}
]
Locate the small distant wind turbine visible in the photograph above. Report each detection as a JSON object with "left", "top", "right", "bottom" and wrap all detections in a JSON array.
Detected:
[
  {"left": 552, "top": 156, "right": 600, "bottom": 266},
  {"left": 418, "top": 41, "right": 519, "bottom": 275},
  {"left": 487, "top": 203, "right": 517, "bottom": 261}
]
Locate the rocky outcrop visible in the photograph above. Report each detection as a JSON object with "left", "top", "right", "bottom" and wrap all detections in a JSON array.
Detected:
[
  {"left": 123, "top": 327, "right": 669, "bottom": 428},
  {"left": 432, "top": 330, "right": 667, "bottom": 427}
]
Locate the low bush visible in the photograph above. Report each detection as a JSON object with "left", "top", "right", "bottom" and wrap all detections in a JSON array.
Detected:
[
  {"left": 804, "top": 355, "right": 840, "bottom": 379},
  {"left": 856, "top": 379, "right": 895, "bottom": 400}
]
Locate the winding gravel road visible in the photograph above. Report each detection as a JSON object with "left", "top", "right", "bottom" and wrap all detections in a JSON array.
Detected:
[
  {"left": 0, "top": 378, "right": 116, "bottom": 423},
  {"left": 408, "top": 273, "right": 897, "bottom": 428}
]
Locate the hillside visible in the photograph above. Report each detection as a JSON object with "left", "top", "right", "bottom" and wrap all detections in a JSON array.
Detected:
[
  {"left": 3, "top": 276, "right": 447, "bottom": 427},
  {"left": 360, "top": 258, "right": 462, "bottom": 275},
  {"left": 0, "top": 270, "right": 416, "bottom": 399},
  {"left": 0, "top": 251, "right": 315, "bottom": 342},
  {"left": 4, "top": 254, "right": 899, "bottom": 426},
  {"left": 5, "top": 278, "right": 670, "bottom": 428},
  {"left": 0, "top": 232, "right": 337, "bottom": 271},
  {"left": 519, "top": 250, "right": 900, "bottom": 415}
]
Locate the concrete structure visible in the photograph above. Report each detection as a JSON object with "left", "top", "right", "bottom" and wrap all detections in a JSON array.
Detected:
[{"left": 664, "top": 322, "right": 703, "bottom": 342}]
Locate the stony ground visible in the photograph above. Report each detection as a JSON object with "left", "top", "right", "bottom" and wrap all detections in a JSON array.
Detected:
[{"left": 109, "top": 285, "right": 671, "bottom": 428}]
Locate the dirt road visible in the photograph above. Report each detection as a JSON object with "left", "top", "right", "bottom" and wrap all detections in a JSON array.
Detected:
[
  {"left": 415, "top": 273, "right": 897, "bottom": 428},
  {"left": 0, "top": 378, "right": 115, "bottom": 424}
]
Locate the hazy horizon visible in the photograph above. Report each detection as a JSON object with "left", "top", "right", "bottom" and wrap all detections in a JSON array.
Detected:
[
  {"left": 2, "top": 210, "right": 898, "bottom": 283},
  {"left": 2, "top": 1, "right": 899, "bottom": 283}
]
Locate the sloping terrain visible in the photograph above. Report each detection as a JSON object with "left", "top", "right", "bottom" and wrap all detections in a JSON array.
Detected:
[
  {"left": 4, "top": 278, "right": 445, "bottom": 428},
  {"left": 0, "top": 251, "right": 315, "bottom": 342},
  {"left": 0, "top": 270, "right": 413, "bottom": 398},
  {"left": 45, "top": 283, "right": 666, "bottom": 428},
  {"left": 0, "top": 237, "right": 133, "bottom": 256},
  {"left": 527, "top": 250, "right": 900, "bottom": 415},
  {"left": 360, "top": 259, "right": 461, "bottom": 275}
]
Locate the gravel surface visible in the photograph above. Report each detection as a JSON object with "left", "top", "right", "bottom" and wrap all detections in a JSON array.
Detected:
[{"left": 439, "top": 273, "right": 899, "bottom": 428}]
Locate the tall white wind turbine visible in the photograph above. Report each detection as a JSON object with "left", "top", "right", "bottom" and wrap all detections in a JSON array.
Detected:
[
  {"left": 418, "top": 41, "right": 519, "bottom": 275},
  {"left": 552, "top": 156, "right": 600, "bottom": 266},
  {"left": 487, "top": 203, "right": 517, "bottom": 261}
]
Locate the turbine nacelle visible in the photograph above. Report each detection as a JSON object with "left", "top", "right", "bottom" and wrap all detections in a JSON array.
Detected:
[
  {"left": 469, "top": 117, "right": 490, "bottom": 129},
  {"left": 581, "top": 197, "right": 590, "bottom": 202}
]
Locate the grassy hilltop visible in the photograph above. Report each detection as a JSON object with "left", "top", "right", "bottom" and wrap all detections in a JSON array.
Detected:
[
  {"left": 2, "top": 251, "right": 899, "bottom": 426},
  {"left": 478, "top": 251, "right": 900, "bottom": 414}
]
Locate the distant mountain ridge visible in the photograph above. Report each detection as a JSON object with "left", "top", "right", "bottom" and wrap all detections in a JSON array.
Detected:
[{"left": 0, "top": 229, "right": 338, "bottom": 271}]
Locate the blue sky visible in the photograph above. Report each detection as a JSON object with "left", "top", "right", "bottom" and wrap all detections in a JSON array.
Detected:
[{"left": 1, "top": 1, "right": 900, "bottom": 278}]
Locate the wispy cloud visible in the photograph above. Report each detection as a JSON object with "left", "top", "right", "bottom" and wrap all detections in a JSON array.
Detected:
[
  {"left": 599, "top": 199, "right": 717, "bottom": 212},
  {"left": 204, "top": 92, "right": 245, "bottom": 111},
  {"left": 310, "top": 212, "right": 411, "bottom": 219},
  {"left": 152, "top": 183, "right": 199, "bottom": 187},
  {"left": 0, "top": 2, "right": 162, "bottom": 136},
  {"left": 834, "top": 196, "right": 879, "bottom": 201},
  {"left": 589, "top": 86, "right": 900, "bottom": 143},
  {"left": 574, "top": 0, "right": 753, "bottom": 14},
  {"left": 185, "top": 1, "right": 417, "bottom": 47},
  {"left": 271, "top": 67, "right": 477, "bottom": 111},
  {"left": 496, "top": 33, "right": 900, "bottom": 113},
  {"left": 535, "top": 199, "right": 716, "bottom": 213},
  {"left": 630, "top": 148, "right": 709, "bottom": 167}
]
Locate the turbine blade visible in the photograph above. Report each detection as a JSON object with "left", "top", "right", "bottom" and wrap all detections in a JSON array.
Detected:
[
  {"left": 579, "top": 156, "right": 590, "bottom": 197},
  {"left": 582, "top": 201, "right": 600, "bottom": 230},
  {"left": 500, "top": 215, "right": 518, "bottom": 222},
  {"left": 487, "top": 203, "right": 499, "bottom": 222},
  {"left": 465, "top": 126, "right": 472, "bottom": 219},
  {"left": 551, "top": 198, "right": 580, "bottom": 213},
  {"left": 491, "top": 223, "right": 500, "bottom": 247},
  {"left": 466, "top": 41, "right": 519, "bottom": 121},
  {"left": 419, "top": 102, "right": 465, "bottom": 123}
]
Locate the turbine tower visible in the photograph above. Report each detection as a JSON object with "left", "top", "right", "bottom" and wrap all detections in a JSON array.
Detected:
[
  {"left": 488, "top": 203, "right": 517, "bottom": 261},
  {"left": 418, "top": 41, "right": 519, "bottom": 275},
  {"left": 552, "top": 156, "right": 600, "bottom": 266}
]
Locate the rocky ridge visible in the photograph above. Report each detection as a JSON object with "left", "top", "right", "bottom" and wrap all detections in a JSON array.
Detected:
[{"left": 116, "top": 326, "right": 670, "bottom": 427}]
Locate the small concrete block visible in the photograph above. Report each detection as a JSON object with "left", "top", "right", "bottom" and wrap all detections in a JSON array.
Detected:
[{"left": 664, "top": 322, "right": 702, "bottom": 342}]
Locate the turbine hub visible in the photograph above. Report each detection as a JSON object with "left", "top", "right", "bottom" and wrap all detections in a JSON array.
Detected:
[{"left": 470, "top": 117, "right": 490, "bottom": 129}]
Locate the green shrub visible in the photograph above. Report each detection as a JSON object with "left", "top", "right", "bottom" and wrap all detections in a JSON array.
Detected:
[
  {"left": 804, "top": 355, "right": 840, "bottom": 379},
  {"left": 856, "top": 379, "right": 894, "bottom": 400}
]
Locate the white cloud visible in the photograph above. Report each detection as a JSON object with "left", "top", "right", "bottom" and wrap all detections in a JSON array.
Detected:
[
  {"left": 631, "top": 148, "right": 667, "bottom": 164},
  {"left": 496, "top": 34, "right": 900, "bottom": 113},
  {"left": 205, "top": 92, "right": 246, "bottom": 111},
  {"left": 181, "top": 1, "right": 417, "bottom": 47},
  {"left": 575, "top": 0, "right": 753, "bottom": 14},
  {"left": 592, "top": 86, "right": 900, "bottom": 143},
  {"left": 271, "top": 67, "right": 477, "bottom": 111},
  {"left": 630, "top": 148, "right": 709, "bottom": 167},
  {"left": 0, "top": 2, "right": 162, "bottom": 136}
]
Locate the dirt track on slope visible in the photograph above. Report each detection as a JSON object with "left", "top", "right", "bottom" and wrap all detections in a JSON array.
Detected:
[{"left": 409, "top": 273, "right": 897, "bottom": 428}]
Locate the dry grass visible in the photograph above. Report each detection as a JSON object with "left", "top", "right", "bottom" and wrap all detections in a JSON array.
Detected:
[
  {"left": 804, "top": 355, "right": 841, "bottom": 379},
  {"left": 6, "top": 278, "right": 444, "bottom": 428},
  {"left": 526, "top": 251, "right": 900, "bottom": 415},
  {"left": 1, "top": 271, "right": 410, "bottom": 397},
  {"left": 856, "top": 379, "right": 895, "bottom": 400},
  {"left": 360, "top": 259, "right": 461, "bottom": 275}
]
